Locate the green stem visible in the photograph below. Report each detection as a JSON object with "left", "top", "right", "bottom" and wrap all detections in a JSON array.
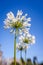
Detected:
[{"left": 14, "top": 30, "right": 16, "bottom": 65}]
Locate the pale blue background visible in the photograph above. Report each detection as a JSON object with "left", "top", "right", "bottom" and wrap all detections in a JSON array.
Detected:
[{"left": 0, "top": 0, "right": 43, "bottom": 62}]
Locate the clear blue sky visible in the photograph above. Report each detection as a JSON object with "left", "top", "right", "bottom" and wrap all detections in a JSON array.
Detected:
[{"left": 0, "top": 0, "right": 43, "bottom": 62}]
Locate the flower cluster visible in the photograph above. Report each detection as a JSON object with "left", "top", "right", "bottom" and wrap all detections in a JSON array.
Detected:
[
  {"left": 19, "top": 33, "right": 35, "bottom": 45},
  {"left": 4, "top": 10, "right": 31, "bottom": 35},
  {"left": 4, "top": 10, "right": 35, "bottom": 51},
  {"left": 16, "top": 43, "right": 28, "bottom": 51}
]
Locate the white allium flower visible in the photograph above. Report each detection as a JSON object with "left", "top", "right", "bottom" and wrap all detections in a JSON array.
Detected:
[
  {"left": 4, "top": 10, "right": 31, "bottom": 35},
  {"left": 16, "top": 43, "right": 28, "bottom": 50},
  {"left": 16, "top": 43, "right": 24, "bottom": 50},
  {"left": 19, "top": 33, "right": 35, "bottom": 45}
]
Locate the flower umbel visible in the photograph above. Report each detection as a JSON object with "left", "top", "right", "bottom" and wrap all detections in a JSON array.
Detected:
[
  {"left": 19, "top": 33, "right": 35, "bottom": 45},
  {"left": 4, "top": 10, "right": 31, "bottom": 35},
  {"left": 16, "top": 43, "right": 28, "bottom": 51}
]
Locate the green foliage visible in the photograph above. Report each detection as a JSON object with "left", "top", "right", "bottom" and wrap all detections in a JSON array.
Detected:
[
  {"left": 27, "top": 59, "right": 33, "bottom": 65},
  {"left": 10, "top": 62, "right": 20, "bottom": 65}
]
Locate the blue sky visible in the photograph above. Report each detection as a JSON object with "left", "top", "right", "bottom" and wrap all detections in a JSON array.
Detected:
[{"left": 0, "top": 0, "right": 43, "bottom": 62}]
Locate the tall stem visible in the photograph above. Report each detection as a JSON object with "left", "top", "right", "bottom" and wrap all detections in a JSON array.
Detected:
[
  {"left": 25, "top": 49, "right": 26, "bottom": 65},
  {"left": 14, "top": 30, "right": 16, "bottom": 65}
]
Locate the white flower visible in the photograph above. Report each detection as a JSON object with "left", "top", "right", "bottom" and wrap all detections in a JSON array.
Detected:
[
  {"left": 16, "top": 43, "right": 24, "bottom": 50},
  {"left": 3, "top": 10, "right": 35, "bottom": 51},
  {"left": 4, "top": 10, "right": 31, "bottom": 35},
  {"left": 16, "top": 43, "right": 28, "bottom": 50},
  {"left": 19, "top": 33, "right": 35, "bottom": 45}
]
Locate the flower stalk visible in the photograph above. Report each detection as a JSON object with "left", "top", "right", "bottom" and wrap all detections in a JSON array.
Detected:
[{"left": 14, "top": 30, "right": 16, "bottom": 65}]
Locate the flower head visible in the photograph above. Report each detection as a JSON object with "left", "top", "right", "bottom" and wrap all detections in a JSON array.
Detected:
[
  {"left": 19, "top": 33, "right": 35, "bottom": 45},
  {"left": 4, "top": 10, "right": 31, "bottom": 35},
  {"left": 16, "top": 43, "right": 28, "bottom": 51}
]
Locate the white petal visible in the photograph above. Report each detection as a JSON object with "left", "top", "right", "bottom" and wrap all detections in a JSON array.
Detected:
[
  {"left": 31, "top": 39, "right": 35, "bottom": 44},
  {"left": 19, "top": 30, "right": 22, "bottom": 34},
  {"left": 21, "top": 16, "right": 25, "bottom": 20},
  {"left": 27, "top": 23, "right": 31, "bottom": 27},
  {"left": 12, "top": 18, "right": 17, "bottom": 22},
  {"left": 4, "top": 19, "right": 10, "bottom": 25},
  {"left": 25, "top": 14, "right": 28, "bottom": 16},
  {"left": 32, "top": 36, "right": 35, "bottom": 40},
  {"left": 23, "top": 22, "right": 31, "bottom": 27},
  {"left": 17, "top": 10, "right": 23, "bottom": 16},
  {"left": 27, "top": 33, "right": 31, "bottom": 37},
  {"left": 22, "top": 28, "right": 29, "bottom": 34},
  {"left": 4, "top": 26, "right": 10, "bottom": 29},
  {"left": 31, "top": 36, "right": 35, "bottom": 44},
  {"left": 19, "top": 35, "right": 24, "bottom": 40},
  {"left": 7, "top": 11, "right": 15, "bottom": 20},
  {"left": 21, "top": 14, "right": 27, "bottom": 21},
  {"left": 27, "top": 17, "right": 31, "bottom": 22}
]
